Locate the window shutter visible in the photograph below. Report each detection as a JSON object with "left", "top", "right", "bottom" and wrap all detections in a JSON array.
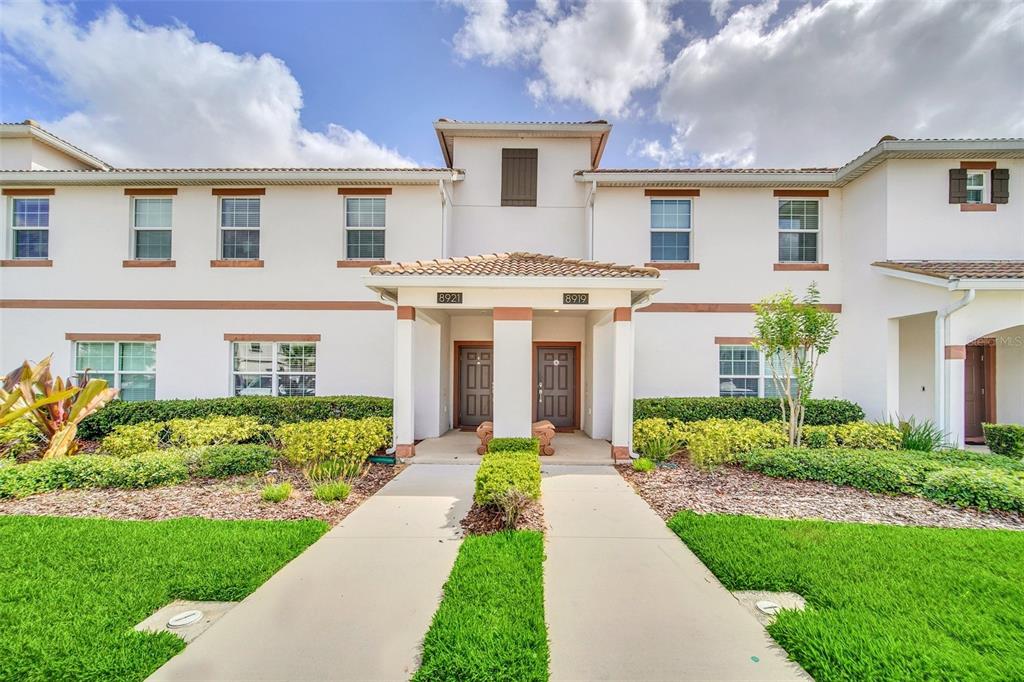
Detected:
[
  {"left": 991, "top": 168, "right": 1009, "bottom": 204},
  {"left": 501, "top": 148, "right": 538, "bottom": 207},
  {"left": 948, "top": 168, "right": 967, "bottom": 204}
]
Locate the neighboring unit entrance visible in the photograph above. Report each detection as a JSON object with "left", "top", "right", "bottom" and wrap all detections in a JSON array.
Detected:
[
  {"left": 457, "top": 345, "right": 493, "bottom": 427},
  {"left": 535, "top": 345, "right": 578, "bottom": 429},
  {"left": 964, "top": 343, "right": 995, "bottom": 443}
]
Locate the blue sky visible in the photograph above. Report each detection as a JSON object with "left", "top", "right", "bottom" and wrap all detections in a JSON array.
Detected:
[{"left": 2, "top": 0, "right": 1021, "bottom": 169}]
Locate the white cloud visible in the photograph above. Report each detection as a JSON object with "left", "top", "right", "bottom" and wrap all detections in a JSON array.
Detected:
[
  {"left": 709, "top": 0, "right": 731, "bottom": 23},
  {"left": 0, "top": 0, "right": 414, "bottom": 168},
  {"left": 642, "top": 0, "right": 1024, "bottom": 167},
  {"left": 450, "top": 0, "right": 678, "bottom": 117}
]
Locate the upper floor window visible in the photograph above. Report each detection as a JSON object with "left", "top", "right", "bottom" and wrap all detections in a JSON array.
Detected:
[
  {"left": 220, "top": 197, "right": 260, "bottom": 259},
  {"left": 232, "top": 341, "right": 316, "bottom": 396},
  {"left": 966, "top": 171, "right": 986, "bottom": 204},
  {"left": 650, "top": 199, "right": 691, "bottom": 262},
  {"left": 501, "top": 148, "right": 538, "bottom": 207},
  {"left": 778, "top": 200, "right": 819, "bottom": 263},
  {"left": 719, "top": 344, "right": 797, "bottom": 398},
  {"left": 75, "top": 341, "right": 156, "bottom": 401},
  {"left": 11, "top": 197, "right": 49, "bottom": 259},
  {"left": 133, "top": 197, "right": 172, "bottom": 259},
  {"left": 345, "top": 197, "right": 386, "bottom": 260}
]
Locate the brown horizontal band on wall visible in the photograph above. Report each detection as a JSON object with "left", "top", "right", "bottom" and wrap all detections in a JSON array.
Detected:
[
  {"left": 211, "top": 188, "right": 266, "bottom": 196},
  {"left": 2, "top": 188, "right": 55, "bottom": 196},
  {"left": 774, "top": 263, "right": 830, "bottom": 271},
  {"left": 960, "top": 161, "right": 996, "bottom": 170},
  {"left": 123, "top": 188, "right": 178, "bottom": 196},
  {"left": 493, "top": 307, "right": 533, "bottom": 321},
  {"left": 0, "top": 259, "right": 52, "bottom": 267},
  {"left": 960, "top": 203, "right": 996, "bottom": 212},
  {"left": 644, "top": 188, "right": 700, "bottom": 197},
  {"left": 210, "top": 259, "right": 265, "bottom": 268},
  {"left": 337, "top": 260, "right": 391, "bottom": 268},
  {"left": 945, "top": 345, "right": 967, "bottom": 360},
  {"left": 0, "top": 299, "right": 393, "bottom": 311},
  {"left": 715, "top": 336, "right": 755, "bottom": 345},
  {"left": 774, "top": 189, "right": 829, "bottom": 197},
  {"left": 123, "top": 260, "right": 176, "bottom": 268},
  {"left": 224, "top": 333, "right": 321, "bottom": 342},
  {"left": 613, "top": 307, "right": 632, "bottom": 322},
  {"left": 640, "top": 302, "right": 843, "bottom": 313},
  {"left": 645, "top": 262, "right": 700, "bottom": 270},
  {"left": 337, "top": 187, "right": 392, "bottom": 195},
  {"left": 396, "top": 306, "right": 416, "bottom": 321},
  {"left": 66, "top": 333, "right": 162, "bottom": 341}
]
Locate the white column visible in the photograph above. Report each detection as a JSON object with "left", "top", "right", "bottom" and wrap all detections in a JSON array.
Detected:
[
  {"left": 611, "top": 307, "right": 633, "bottom": 461},
  {"left": 393, "top": 306, "right": 416, "bottom": 457},
  {"left": 885, "top": 318, "right": 901, "bottom": 420},
  {"left": 492, "top": 307, "right": 533, "bottom": 438},
  {"left": 945, "top": 345, "right": 967, "bottom": 448}
]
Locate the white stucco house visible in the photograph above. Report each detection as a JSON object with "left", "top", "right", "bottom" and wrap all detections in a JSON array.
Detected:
[{"left": 0, "top": 119, "right": 1021, "bottom": 459}]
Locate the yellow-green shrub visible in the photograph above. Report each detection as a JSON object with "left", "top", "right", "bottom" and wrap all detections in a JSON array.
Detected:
[
  {"left": 834, "top": 422, "right": 901, "bottom": 450},
  {"left": 275, "top": 417, "right": 392, "bottom": 468},
  {"left": 167, "top": 415, "right": 270, "bottom": 448},
  {"left": 100, "top": 422, "right": 164, "bottom": 458},
  {"left": 0, "top": 419, "right": 43, "bottom": 458},
  {"left": 681, "top": 418, "right": 787, "bottom": 469},
  {"left": 633, "top": 418, "right": 687, "bottom": 457}
]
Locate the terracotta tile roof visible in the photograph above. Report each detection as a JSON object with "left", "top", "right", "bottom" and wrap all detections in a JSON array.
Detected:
[
  {"left": 873, "top": 260, "right": 1024, "bottom": 280},
  {"left": 369, "top": 252, "right": 660, "bottom": 278}
]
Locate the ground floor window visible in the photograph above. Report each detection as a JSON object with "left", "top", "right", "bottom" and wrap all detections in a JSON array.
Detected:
[
  {"left": 232, "top": 341, "right": 316, "bottom": 396},
  {"left": 719, "top": 344, "right": 797, "bottom": 398},
  {"left": 74, "top": 341, "right": 156, "bottom": 401}
]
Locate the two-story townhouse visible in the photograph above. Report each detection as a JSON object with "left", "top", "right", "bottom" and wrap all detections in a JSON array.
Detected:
[{"left": 1, "top": 119, "right": 1021, "bottom": 459}]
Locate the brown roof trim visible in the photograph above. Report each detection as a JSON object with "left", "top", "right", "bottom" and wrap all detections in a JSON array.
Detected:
[
  {"left": 124, "top": 188, "right": 177, "bottom": 195},
  {"left": 66, "top": 333, "right": 161, "bottom": 341},
  {"left": 1, "top": 299, "right": 391, "bottom": 310},
  {"left": 224, "top": 333, "right": 321, "bottom": 342},
  {"left": 211, "top": 188, "right": 265, "bottom": 196},
  {"left": 2, "top": 188, "right": 54, "bottom": 196}
]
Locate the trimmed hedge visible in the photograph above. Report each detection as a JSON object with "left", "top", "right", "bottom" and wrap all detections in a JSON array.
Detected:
[
  {"left": 0, "top": 452, "right": 190, "bottom": 499},
  {"left": 79, "top": 395, "right": 392, "bottom": 440},
  {"left": 488, "top": 437, "right": 540, "bottom": 455},
  {"left": 983, "top": 423, "right": 1024, "bottom": 458},
  {"left": 634, "top": 397, "right": 863, "bottom": 426},
  {"left": 194, "top": 444, "right": 276, "bottom": 478},
  {"left": 475, "top": 451, "right": 542, "bottom": 506},
  {"left": 275, "top": 417, "right": 392, "bottom": 469}
]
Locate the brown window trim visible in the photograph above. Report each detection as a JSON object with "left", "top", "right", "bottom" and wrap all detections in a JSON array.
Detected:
[
  {"left": 66, "top": 333, "right": 161, "bottom": 341},
  {"left": 645, "top": 189, "right": 700, "bottom": 197},
  {"left": 124, "top": 188, "right": 178, "bottom": 196},
  {"left": 211, "top": 188, "right": 265, "bottom": 196},
  {"left": 224, "top": 333, "right": 321, "bottom": 342},
  {"left": 337, "top": 187, "right": 392, "bottom": 195},
  {"left": 961, "top": 203, "right": 996, "bottom": 212},
  {"left": 0, "top": 259, "right": 52, "bottom": 267},
  {"left": 715, "top": 336, "right": 755, "bottom": 345},
  {"left": 774, "top": 263, "right": 830, "bottom": 271},
  {"left": 960, "top": 161, "right": 997, "bottom": 170},
  {"left": 2, "top": 188, "right": 55, "bottom": 196},
  {"left": 645, "top": 261, "right": 700, "bottom": 270},
  {"left": 774, "top": 189, "right": 829, "bottom": 197},
  {"left": 337, "top": 259, "right": 390, "bottom": 268},
  {"left": 123, "top": 260, "right": 176, "bottom": 268},
  {"left": 210, "top": 259, "right": 264, "bottom": 268}
]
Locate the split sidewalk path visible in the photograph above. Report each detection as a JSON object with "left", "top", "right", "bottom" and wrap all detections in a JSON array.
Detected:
[
  {"left": 149, "top": 464, "right": 475, "bottom": 681},
  {"left": 542, "top": 464, "right": 808, "bottom": 681}
]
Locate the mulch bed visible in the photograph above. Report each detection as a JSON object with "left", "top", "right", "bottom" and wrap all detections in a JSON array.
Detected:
[
  {"left": 619, "top": 456, "right": 1024, "bottom": 531},
  {"left": 460, "top": 501, "right": 546, "bottom": 535},
  {"left": 0, "top": 462, "right": 404, "bottom": 526}
]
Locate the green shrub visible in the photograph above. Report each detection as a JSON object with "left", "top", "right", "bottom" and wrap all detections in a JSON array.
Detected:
[
  {"left": 304, "top": 457, "right": 362, "bottom": 484},
  {"left": 167, "top": 415, "right": 270, "bottom": 448},
  {"left": 0, "top": 451, "right": 189, "bottom": 499},
  {"left": 633, "top": 418, "right": 685, "bottom": 458},
  {"left": 920, "top": 467, "right": 1024, "bottom": 512},
  {"left": 634, "top": 397, "right": 863, "bottom": 426},
  {"left": 488, "top": 437, "right": 540, "bottom": 454},
  {"left": 894, "top": 416, "right": 948, "bottom": 452},
  {"left": 275, "top": 417, "right": 391, "bottom": 470},
  {"left": 802, "top": 426, "right": 837, "bottom": 449},
  {"left": 261, "top": 482, "right": 292, "bottom": 503},
  {"left": 475, "top": 451, "right": 541, "bottom": 507},
  {"left": 643, "top": 434, "right": 684, "bottom": 463},
  {"left": 313, "top": 481, "right": 351, "bottom": 502},
  {"left": 0, "top": 420, "right": 42, "bottom": 459},
  {"left": 682, "top": 418, "right": 787, "bottom": 469},
  {"left": 79, "top": 395, "right": 392, "bottom": 440},
  {"left": 116, "top": 452, "right": 190, "bottom": 488},
  {"left": 194, "top": 444, "right": 275, "bottom": 478},
  {"left": 632, "top": 457, "right": 655, "bottom": 473},
  {"left": 983, "top": 423, "right": 1024, "bottom": 458},
  {"left": 835, "top": 422, "right": 901, "bottom": 450},
  {"left": 100, "top": 422, "right": 165, "bottom": 458}
]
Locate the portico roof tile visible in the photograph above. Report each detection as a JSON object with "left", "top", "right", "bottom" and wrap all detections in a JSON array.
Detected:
[
  {"left": 872, "top": 260, "right": 1024, "bottom": 280},
  {"left": 369, "top": 252, "right": 660, "bottom": 278}
]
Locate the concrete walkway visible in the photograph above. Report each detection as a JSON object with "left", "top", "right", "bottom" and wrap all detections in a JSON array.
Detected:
[
  {"left": 149, "top": 464, "right": 475, "bottom": 681},
  {"left": 542, "top": 465, "right": 808, "bottom": 681}
]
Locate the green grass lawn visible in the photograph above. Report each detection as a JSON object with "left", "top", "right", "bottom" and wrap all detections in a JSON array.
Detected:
[
  {"left": 669, "top": 511, "right": 1024, "bottom": 681},
  {"left": 0, "top": 515, "right": 327, "bottom": 681},
  {"left": 414, "top": 530, "right": 549, "bottom": 682}
]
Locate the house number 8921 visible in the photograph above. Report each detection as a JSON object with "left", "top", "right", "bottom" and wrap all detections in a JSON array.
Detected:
[
  {"left": 437, "top": 292, "right": 463, "bottom": 304},
  {"left": 562, "top": 293, "right": 589, "bottom": 305}
]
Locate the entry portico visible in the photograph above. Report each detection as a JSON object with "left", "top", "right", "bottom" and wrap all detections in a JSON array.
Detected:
[{"left": 364, "top": 253, "right": 663, "bottom": 460}]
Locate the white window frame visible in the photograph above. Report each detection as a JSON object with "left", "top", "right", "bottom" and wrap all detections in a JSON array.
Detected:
[
  {"left": 777, "top": 199, "right": 820, "bottom": 263},
  {"left": 72, "top": 340, "right": 157, "bottom": 401},
  {"left": 130, "top": 196, "right": 173, "bottom": 260},
  {"left": 218, "top": 196, "right": 261, "bottom": 260},
  {"left": 718, "top": 344, "right": 797, "bottom": 398},
  {"left": 343, "top": 196, "right": 387, "bottom": 261},
  {"left": 965, "top": 170, "right": 987, "bottom": 204},
  {"left": 649, "top": 197, "right": 693, "bottom": 263},
  {"left": 230, "top": 341, "right": 318, "bottom": 397},
  {"left": 8, "top": 195, "right": 50, "bottom": 260}
]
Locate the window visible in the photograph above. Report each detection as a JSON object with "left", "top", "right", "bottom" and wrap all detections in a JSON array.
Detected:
[
  {"left": 778, "top": 200, "right": 819, "bottom": 263},
  {"left": 132, "top": 197, "right": 172, "bottom": 259},
  {"left": 75, "top": 341, "right": 156, "bottom": 401},
  {"left": 220, "top": 197, "right": 260, "bottom": 259},
  {"left": 650, "top": 199, "right": 692, "bottom": 261},
  {"left": 11, "top": 197, "right": 49, "bottom": 259},
  {"left": 501, "top": 148, "right": 538, "bottom": 206},
  {"left": 232, "top": 342, "right": 316, "bottom": 396},
  {"left": 719, "top": 344, "right": 797, "bottom": 398},
  {"left": 966, "top": 171, "right": 986, "bottom": 204},
  {"left": 345, "top": 197, "right": 385, "bottom": 259}
]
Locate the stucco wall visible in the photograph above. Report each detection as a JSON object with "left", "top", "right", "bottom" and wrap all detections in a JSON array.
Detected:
[
  {"left": 996, "top": 326, "right": 1024, "bottom": 425},
  {"left": 898, "top": 312, "right": 935, "bottom": 421}
]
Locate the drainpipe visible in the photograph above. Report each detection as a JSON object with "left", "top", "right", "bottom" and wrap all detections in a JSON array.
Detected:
[
  {"left": 587, "top": 180, "right": 597, "bottom": 260},
  {"left": 933, "top": 288, "right": 976, "bottom": 434}
]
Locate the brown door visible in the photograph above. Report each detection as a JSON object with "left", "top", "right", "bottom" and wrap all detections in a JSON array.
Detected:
[
  {"left": 536, "top": 346, "right": 575, "bottom": 428},
  {"left": 459, "top": 346, "right": 492, "bottom": 427},
  {"left": 964, "top": 345, "right": 987, "bottom": 442}
]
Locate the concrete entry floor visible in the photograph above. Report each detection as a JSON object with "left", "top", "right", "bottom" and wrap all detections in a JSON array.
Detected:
[{"left": 412, "top": 429, "right": 613, "bottom": 465}]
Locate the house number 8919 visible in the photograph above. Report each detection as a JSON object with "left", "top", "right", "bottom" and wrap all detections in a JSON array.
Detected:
[{"left": 562, "top": 293, "right": 589, "bottom": 305}]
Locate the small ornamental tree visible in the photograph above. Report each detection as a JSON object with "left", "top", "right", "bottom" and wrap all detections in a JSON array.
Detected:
[{"left": 752, "top": 284, "right": 838, "bottom": 446}]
